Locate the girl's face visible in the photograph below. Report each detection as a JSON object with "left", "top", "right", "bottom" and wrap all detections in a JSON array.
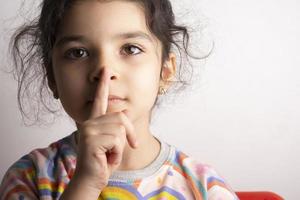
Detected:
[{"left": 51, "top": 0, "right": 175, "bottom": 125}]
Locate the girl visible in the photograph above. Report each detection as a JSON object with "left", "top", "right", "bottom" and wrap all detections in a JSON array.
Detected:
[{"left": 0, "top": 0, "right": 239, "bottom": 199}]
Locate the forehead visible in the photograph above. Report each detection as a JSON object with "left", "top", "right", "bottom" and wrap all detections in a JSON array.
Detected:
[{"left": 56, "top": 0, "right": 158, "bottom": 44}]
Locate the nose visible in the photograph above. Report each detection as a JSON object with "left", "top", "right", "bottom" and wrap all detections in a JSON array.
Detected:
[
  {"left": 91, "top": 68, "right": 117, "bottom": 82},
  {"left": 89, "top": 56, "right": 119, "bottom": 83}
]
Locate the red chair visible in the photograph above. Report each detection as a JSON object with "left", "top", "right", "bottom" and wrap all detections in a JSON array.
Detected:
[{"left": 236, "top": 191, "right": 284, "bottom": 200}]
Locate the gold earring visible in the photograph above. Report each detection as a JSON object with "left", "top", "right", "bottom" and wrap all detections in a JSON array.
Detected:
[{"left": 158, "top": 87, "right": 167, "bottom": 95}]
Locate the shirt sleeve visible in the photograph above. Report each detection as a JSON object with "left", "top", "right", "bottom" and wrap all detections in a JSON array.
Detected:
[
  {"left": 0, "top": 155, "right": 39, "bottom": 200},
  {"left": 204, "top": 166, "right": 239, "bottom": 200}
]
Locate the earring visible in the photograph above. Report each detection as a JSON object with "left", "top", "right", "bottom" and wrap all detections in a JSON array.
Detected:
[{"left": 158, "top": 87, "right": 167, "bottom": 95}]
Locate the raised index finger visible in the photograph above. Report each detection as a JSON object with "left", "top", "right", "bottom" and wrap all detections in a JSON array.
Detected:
[{"left": 89, "top": 68, "right": 110, "bottom": 119}]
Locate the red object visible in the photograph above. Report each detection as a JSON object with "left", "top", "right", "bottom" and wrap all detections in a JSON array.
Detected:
[{"left": 236, "top": 191, "right": 284, "bottom": 200}]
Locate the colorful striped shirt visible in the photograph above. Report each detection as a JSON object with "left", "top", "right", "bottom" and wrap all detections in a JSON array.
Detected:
[{"left": 0, "top": 131, "right": 239, "bottom": 200}]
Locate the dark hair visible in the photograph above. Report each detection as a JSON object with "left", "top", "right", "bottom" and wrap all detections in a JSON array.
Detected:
[{"left": 8, "top": 0, "right": 210, "bottom": 126}]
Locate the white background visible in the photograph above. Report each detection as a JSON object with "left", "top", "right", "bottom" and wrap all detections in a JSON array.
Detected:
[{"left": 0, "top": 0, "right": 299, "bottom": 199}]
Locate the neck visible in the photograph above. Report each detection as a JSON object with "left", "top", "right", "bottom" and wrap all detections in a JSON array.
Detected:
[
  {"left": 116, "top": 116, "right": 161, "bottom": 171},
  {"left": 118, "top": 127, "right": 160, "bottom": 171}
]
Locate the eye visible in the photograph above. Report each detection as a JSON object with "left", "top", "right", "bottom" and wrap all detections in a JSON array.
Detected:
[
  {"left": 122, "top": 44, "right": 143, "bottom": 56},
  {"left": 65, "top": 48, "right": 89, "bottom": 59}
]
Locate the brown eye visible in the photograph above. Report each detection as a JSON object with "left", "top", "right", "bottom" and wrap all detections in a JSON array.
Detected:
[
  {"left": 122, "top": 45, "right": 143, "bottom": 55},
  {"left": 65, "top": 48, "right": 89, "bottom": 59}
]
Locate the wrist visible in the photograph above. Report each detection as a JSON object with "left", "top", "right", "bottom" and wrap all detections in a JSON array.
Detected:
[
  {"left": 70, "top": 173, "right": 107, "bottom": 192},
  {"left": 60, "top": 177, "right": 102, "bottom": 200}
]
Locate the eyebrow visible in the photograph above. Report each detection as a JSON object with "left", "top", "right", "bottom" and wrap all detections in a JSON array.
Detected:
[
  {"left": 55, "top": 31, "right": 153, "bottom": 47},
  {"left": 113, "top": 31, "right": 153, "bottom": 42}
]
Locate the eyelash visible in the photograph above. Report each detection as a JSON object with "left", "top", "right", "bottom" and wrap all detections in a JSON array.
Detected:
[
  {"left": 64, "top": 44, "right": 144, "bottom": 59},
  {"left": 65, "top": 48, "right": 88, "bottom": 59},
  {"left": 122, "top": 44, "right": 144, "bottom": 56}
]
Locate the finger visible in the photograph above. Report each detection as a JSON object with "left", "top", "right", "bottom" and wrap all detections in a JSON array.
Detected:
[
  {"left": 121, "top": 110, "right": 138, "bottom": 148},
  {"left": 86, "top": 134, "right": 124, "bottom": 169},
  {"left": 107, "top": 143, "right": 123, "bottom": 166},
  {"left": 96, "top": 134, "right": 124, "bottom": 165},
  {"left": 104, "top": 111, "right": 137, "bottom": 149},
  {"left": 89, "top": 68, "right": 110, "bottom": 119},
  {"left": 91, "top": 111, "right": 138, "bottom": 148}
]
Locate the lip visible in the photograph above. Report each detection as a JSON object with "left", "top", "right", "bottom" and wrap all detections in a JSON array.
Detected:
[
  {"left": 88, "top": 95, "right": 125, "bottom": 103},
  {"left": 108, "top": 95, "right": 125, "bottom": 101}
]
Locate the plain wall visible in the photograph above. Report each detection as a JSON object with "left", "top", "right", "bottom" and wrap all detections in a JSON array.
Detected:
[{"left": 1, "top": 0, "right": 299, "bottom": 199}]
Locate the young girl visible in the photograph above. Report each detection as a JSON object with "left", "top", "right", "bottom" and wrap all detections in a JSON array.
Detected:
[{"left": 0, "top": 0, "right": 239, "bottom": 199}]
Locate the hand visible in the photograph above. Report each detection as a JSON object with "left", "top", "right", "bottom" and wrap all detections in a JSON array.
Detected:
[{"left": 74, "top": 67, "right": 138, "bottom": 191}]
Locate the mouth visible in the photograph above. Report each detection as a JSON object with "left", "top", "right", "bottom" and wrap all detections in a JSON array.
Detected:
[
  {"left": 108, "top": 95, "right": 125, "bottom": 101},
  {"left": 88, "top": 95, "right": 126, "bottom": 104}
]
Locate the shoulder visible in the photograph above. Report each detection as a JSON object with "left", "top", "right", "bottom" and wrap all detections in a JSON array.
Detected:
[
  {"left": 26, "top": 131, "right": 77, "bottom": 166},
  {"left": 14, "top": 131, "right": 76, "bottom": 177},
  {"left": 167, "top": 145, "right": 239, "bottom": 200},
  {"left": 0, "top": 131, "right": 76, "bottom": 199}
]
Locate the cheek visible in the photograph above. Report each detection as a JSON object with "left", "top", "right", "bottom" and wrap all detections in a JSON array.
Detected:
[
  {"left": 130, "top": 64, "right": 161, "bottom": 96},
  {"left": 54, "top": 67, "right": 88, "bottom": 112}
]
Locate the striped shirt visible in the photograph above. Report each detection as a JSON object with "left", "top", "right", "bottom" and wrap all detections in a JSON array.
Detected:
[{"left": 0, "top": 131, "right": 239, "bottom": 200}]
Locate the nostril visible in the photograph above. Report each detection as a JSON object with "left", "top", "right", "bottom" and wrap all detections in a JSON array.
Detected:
[{"left": 110, "top": 75, "right": 117, "bottom": 80}]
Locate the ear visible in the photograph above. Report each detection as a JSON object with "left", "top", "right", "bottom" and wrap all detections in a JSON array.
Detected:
[{"left": 160, "top": 52, "right": 176, "bottom": 89}]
